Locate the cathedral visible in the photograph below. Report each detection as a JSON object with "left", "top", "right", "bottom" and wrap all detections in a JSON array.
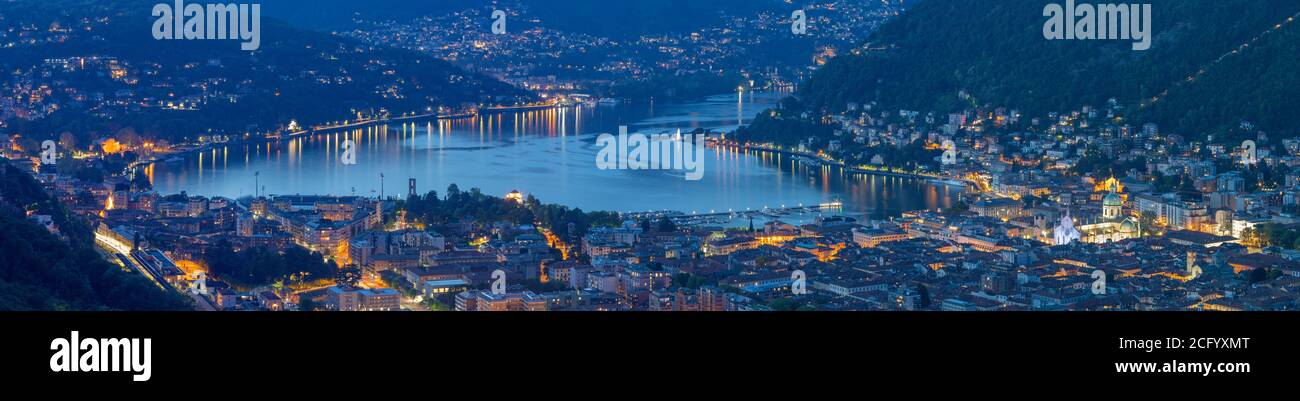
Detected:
[{"left": 1054, "top": 178, "right": 1142, "bottom": 245}]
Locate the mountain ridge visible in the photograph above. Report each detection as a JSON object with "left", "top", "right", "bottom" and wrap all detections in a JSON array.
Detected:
[
  {"left": 1, "top": 0, "right": 530, "bottom": 143},
  {"left": 796, "top": 0, "right": 1300, "bottom": 139}
]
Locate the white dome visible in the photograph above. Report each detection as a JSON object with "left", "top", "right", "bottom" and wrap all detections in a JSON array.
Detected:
[{"left": 1102, "top": 193, "right": 1123, "bottom": 207}]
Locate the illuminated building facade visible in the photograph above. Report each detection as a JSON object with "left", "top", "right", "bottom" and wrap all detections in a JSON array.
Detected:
[{"left": 1063, "top": 187, "right": 1142, "bottom": 244}]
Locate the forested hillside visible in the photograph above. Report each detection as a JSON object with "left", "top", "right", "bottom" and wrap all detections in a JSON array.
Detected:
[
  {"left": 0, "top": 163, "right": 191, "bottom": 311},
  {"left": 796, "top": 0, "right": 1300, "bottom": 140}
]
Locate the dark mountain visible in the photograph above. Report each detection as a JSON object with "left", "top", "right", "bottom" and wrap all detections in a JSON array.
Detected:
[
  {"left": 263, "top": 0, "right": 783, "bottom": 39},
  {"left": 1, "top": 0, "right": 530, "bottom": 144},
  {"left": 0, "top": 162, "right": 191, "bottom": 311},
  {"left": 522, "top": 0, "right": 781, "bottom": 40},
  {"left": 261, "top": 0, "right": 484, "bottom": 31},
  {"left": 796, "top": 0, "right": 1300, "bottom": 139}
]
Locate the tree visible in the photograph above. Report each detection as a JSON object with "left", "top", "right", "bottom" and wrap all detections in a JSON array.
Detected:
[
  {"left": 203, "top": 240, "right": 336, "bottom": 289},
  {"left": 424, "top": 299, "right": 452, "bottom": 311},
  {"left": 0, "top": 181, "right": 190, "bottom": 311},
  {"left": 1153, "top": 172, "right": 1181, "bottom": 193},
  {"left": 115, "top": 127, "right": 143, "bottom": 150},
  {"left": 674, "top": 273, "right": 709, "bottom": 290},
  {"left": 1241, "top": 227, "right": 1261, "bottom": 247},
  {"left": 58, "top": 131, "right": 78, "bottom": 153},
  {"left": 1138, "top": 211, "right": 1159, "bottom": 236},
  {"left": 73, "top": 164, "right": 104, "bottom": 184},
  {"left": 942, "top": 201, "right": 969, "bottom": 215},
  {"left": 657, "top": 217, "right": 678, "bottom": 232}
]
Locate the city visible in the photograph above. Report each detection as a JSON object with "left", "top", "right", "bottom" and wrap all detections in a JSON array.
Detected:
[
  {"left": 3, "top": 1, "right": 1299, "bottom": 314},
  {"left": 8, "top": 0, "right": 1300, "bottom": 385}
]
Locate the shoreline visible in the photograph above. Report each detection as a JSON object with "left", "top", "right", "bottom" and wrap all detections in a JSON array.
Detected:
[
  {"left": 137, "top": 93, "right": 967, "bottom": 217},
  {"left": 712, "top": 140, "right": 970, "bottom": 186},
  {"left": 130, "top": 102, "right": 575, "bottom": 172}
]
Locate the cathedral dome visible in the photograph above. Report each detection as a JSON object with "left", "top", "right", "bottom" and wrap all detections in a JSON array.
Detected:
[
  {"left": 1119, "top": 219, "right": 1139, "bottom": 235},
  {"left": 1102, "top": 193, "right": 1123, "bottom": 208}
]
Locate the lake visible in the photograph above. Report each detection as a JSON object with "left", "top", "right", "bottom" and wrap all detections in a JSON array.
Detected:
[{"left": 150, "top": 92, "right": 962, "bottom": 221}]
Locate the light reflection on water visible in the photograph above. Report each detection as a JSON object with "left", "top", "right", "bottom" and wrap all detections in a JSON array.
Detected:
[{"left": 153, "top": 93, "right": 960, "bottom": 218}]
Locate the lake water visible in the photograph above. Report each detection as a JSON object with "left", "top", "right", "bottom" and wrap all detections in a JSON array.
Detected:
[{"left": 150, "top": 92, "right": 962, "bottom": 219}]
